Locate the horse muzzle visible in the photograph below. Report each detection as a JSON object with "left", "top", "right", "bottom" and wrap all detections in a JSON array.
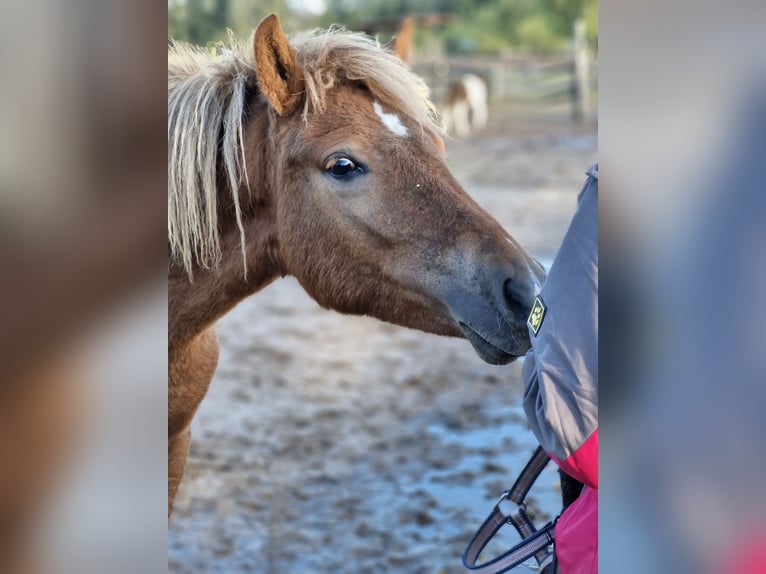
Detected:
[
  {"left": 445, "top": 258, "right": 546, "bottom": 365},
  {"left": 457, "top": 320, "right": 529, "bottom": 365}
]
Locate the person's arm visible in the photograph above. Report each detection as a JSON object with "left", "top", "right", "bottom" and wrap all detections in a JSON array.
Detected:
[{"left": 522, "top": 167, "right": 598, "bottom": 488}]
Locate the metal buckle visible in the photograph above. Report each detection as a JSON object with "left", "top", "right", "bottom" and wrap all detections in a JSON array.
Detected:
[
  {"left": 494, "top": 489, "right": 526, "bottom": 522},
  {"left": 493, "top": 489, "right": 511, "bottom": 509}
]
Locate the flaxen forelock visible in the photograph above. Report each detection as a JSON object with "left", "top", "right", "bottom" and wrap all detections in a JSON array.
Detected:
[{"left": 168, "top": 28, "right": 441, "bottom": 279}]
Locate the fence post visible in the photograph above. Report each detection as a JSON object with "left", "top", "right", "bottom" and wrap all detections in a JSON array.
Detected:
[{"left": 572, "top": 19, "right": 591, "bottom": 122}]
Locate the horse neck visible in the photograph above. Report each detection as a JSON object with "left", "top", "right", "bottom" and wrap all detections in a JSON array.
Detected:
[{"left": 169, "top": 103, "right": 281, "bottom": 353}]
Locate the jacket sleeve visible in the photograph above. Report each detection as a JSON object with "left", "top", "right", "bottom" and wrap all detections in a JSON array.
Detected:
[{"left": 521, "top": 166, "right": 598, "bottom": 488}]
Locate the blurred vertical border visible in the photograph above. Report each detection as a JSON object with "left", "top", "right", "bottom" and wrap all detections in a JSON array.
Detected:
[
  {"left": 0, "top": 0, "right": 167, "bottom": 572},
  {"left": 601, "top": 1, "right": 766, "bottom": 573}
]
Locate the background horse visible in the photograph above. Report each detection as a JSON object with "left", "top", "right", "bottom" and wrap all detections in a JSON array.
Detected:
[
  {"left": 168, "top": 14, "right": 544, "bottom": 516},
  {"left": 442, "top": 73, "right": 490, "bottom": 137},
  {"left": 386, "top": 16, "right": 489, "bottom": 138}
]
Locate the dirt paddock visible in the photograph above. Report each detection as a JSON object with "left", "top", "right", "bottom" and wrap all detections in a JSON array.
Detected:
[{"left": 168, "top": 101, "right": 597, "bottom": 573}]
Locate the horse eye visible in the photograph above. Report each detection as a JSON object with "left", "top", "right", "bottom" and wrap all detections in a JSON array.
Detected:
[{"left": 326, "top": 157, "right": 362, "bottom": 178}]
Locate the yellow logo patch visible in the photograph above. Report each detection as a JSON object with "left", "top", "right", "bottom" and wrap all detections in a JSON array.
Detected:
[{"left": 527, "top": 296, "right": 546, "bottom": 336}]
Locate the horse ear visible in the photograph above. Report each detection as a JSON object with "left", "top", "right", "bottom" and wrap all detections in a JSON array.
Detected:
[
  {"left": 391, "top": 16, "right": 414, "bottom": 62},
  {"left": 254, "top": 14, "right": 304, "bottom": 117}
]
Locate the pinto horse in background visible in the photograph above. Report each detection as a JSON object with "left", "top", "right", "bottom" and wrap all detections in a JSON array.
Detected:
[
  {"left": 442, "top": 73, "right": 490, "bottom": 137},
  {"left": 387, "top": 17, "right": 489, "bottom": 138},
  {"left": 168, "top": 14, "right": 545, "bottom": 516}
]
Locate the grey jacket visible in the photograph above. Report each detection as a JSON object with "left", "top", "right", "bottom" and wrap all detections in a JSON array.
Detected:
[{"left": 521, "top": 165, "right": 598, "bottom": 478}]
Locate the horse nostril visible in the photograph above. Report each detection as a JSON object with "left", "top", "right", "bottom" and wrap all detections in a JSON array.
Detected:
[{"left": 502, "top": 278, "right": 533, "bottom": 324}]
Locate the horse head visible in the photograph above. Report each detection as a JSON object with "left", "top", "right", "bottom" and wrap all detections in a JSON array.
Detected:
[{"left": 248, "top": 15, "right": 545, "bottom": 364}]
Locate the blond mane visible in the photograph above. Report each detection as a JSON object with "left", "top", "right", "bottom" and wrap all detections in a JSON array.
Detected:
[{"left": 168, "top": 27, "right": 441, "bottom": 279}]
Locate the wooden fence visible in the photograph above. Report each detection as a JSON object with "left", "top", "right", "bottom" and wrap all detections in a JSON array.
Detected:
[
  {"left": 412, "top": 55, "right": 597, "bottom": 102},
  {"left": 410, "top": 23, "right": 597, "bottom": 121}
]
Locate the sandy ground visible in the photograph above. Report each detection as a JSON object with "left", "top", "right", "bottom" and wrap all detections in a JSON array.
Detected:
[{"left": 168, "top": 101, "right": 597, "bottom": 573}]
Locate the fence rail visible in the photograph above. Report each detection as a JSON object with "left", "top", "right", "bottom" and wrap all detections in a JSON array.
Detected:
[{"left": 411, "top": 54, "right": 598, "bottom": 107}]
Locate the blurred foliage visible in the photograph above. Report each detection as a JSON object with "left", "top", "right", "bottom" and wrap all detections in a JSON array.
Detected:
[
  {"left": 583, "top": 0, "right": 598, "bottom": 49},
  {"left": 168, "top": 0, "right": 597, "bottom": 54},
  {"left": 168, "top": 0, "right": 317, "bottom": 46}
]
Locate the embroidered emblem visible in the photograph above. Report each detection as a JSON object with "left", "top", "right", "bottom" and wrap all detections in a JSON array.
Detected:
[{"left": 527, "top": 296, "right": 546, "bottom": 336}]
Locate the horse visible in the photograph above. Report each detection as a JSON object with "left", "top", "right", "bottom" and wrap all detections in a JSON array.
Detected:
[
  {"left": 168, "top": 14, "right": 545, "bottom": 517},
  {"left": 442, "top": 73, "right": 490, "bottom": 137},
  {"left": 382, "top": 16, "right": 489, "bottom": 138}
]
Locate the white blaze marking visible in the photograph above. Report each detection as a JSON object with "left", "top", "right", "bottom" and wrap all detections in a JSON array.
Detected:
[{"left": 373, "top": 101, "right": 408, "bottom": 137}]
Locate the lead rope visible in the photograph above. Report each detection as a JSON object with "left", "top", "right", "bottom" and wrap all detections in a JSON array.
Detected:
[{"left": 462, "top": 446, "right": 557, "bottom": 574}]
